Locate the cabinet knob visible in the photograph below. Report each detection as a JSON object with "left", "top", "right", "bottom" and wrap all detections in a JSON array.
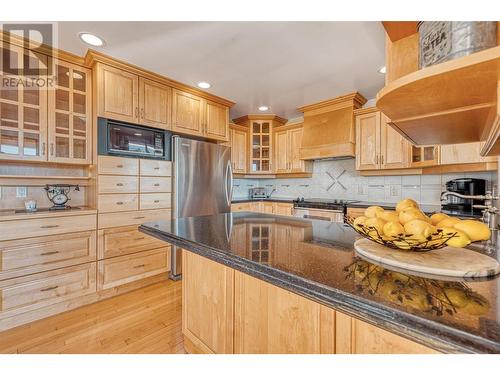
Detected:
[
  {"left": 154, "top": 183, "right": 160, "bottom": 186},
  {"left": 116, "top": 201, "right": 124, "bottom": 205},
  {"left": 50, "top": 143, "right": 54, "bottom": 156},
  {"left": 116, "top": 183, "right": 124, "bottom": 186}
]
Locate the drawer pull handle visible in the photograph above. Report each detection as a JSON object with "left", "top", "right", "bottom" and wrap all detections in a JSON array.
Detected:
[
  {"left": 154, "top": 200, "right": 160, "bottom": 203},
  {"left": 40, "top": 225, "right": 59, "bottom": 229},
  {"left": 133, "top": 264, "right": 145, "bottom": 269},
  {"left": 116, "top": 183, "right": 124, "bottom": 186},
  {"left": 154, "top": 183, "right": 160, "bottom": 187},
  {"left": 154, "top": 167, "right": 160, "bottom": 170},
  {"left": 40, "top": 286, "right": 58, "bottom": 292},
  {"left": 133, "top": 216, "right": 145, "bottom": 219},
  {"left": 116, "top": 164, "right": 124, "bottom": 168},
  {"left": 116, "top": 201, "right": 124, "bottom": 205},
  {"left": 134, "top": 237, "right": 146, "bottom": 241},
  {"left": 40, "top": 251, "right": 59, "bottom": 256}
]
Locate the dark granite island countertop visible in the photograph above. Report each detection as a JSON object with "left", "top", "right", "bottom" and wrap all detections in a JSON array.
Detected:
[{"left": 140, "top": 212, "right": 500, "bottom": 353}]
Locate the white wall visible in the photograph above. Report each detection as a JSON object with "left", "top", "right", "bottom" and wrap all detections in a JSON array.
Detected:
[{"left": 233, "top": 159, "right": 497, "bottom": 205}]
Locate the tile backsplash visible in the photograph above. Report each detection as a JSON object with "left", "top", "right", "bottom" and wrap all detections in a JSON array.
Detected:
[{"left": 233, "top": 159, "right": 497, "bottom": 206}]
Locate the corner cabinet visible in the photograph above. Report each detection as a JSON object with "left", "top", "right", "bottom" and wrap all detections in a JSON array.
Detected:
[{"left": 355, "top": 107, "right": 409, "bottom": 171}]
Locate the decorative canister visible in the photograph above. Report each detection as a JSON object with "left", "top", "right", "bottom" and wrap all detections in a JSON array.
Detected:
[{"left": 417, "top": 21, "right": 497, "bottom": 68}]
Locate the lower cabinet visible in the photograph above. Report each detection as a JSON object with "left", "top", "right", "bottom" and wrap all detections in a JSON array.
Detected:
[
  {"left": 182, "top": 250, "right": 234, "bottom": 354},
  {"left": 97, "top": 248, "right": 170, "bottom": 290},
  {"left": 234, "top": 271, "right": 335, "bottom": 354},
  {"left": 231, "top": 202, "right": 294, "bottom": 216},
  {"left": 182, "top": 251, "right": 439, "bottom": 354}
]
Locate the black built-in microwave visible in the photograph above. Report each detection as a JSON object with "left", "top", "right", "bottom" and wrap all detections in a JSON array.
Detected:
[{"left": 97, "top": 117, "right": 172, "bottom": 160}]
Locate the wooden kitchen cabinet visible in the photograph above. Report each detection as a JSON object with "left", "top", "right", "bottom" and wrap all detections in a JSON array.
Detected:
[
  {"left": 138, "top": 77, "right": 170, "bottom": 129},
  {"left": 171, "top": 89, "right": 204, "bottom": 136},
  {"left": 410, "top": 145, "right": 439, "bottom": 167},
  {"left": 0, "top": 44, "right": 48, "bottom": 162},
  {"left": 274, "top": 124, "right": 312, "bottom": 174},
  {"left": 355, "top": 107, "right": 409, "bottom": 171},
  {"left": 440, "top": 141, "right": 496, "bottom": 165},
  {"left": 48, "top": 59, "right": 92, "bottom": 164},
  {"left": 234, "top": 271, "right": 335, "bottom": 354},
  {"left": 96, "top": 63, "right": 139, "bottom": 123},
  {"left": 335, "top": 312, "right": 438, "bottom": 354},
  {"left": 182, "top": 250, "right": 234, "bottom": 354},
  {"left": 205, "top": 99, "right": 229, "bottom": 141},
  {"left": 229, "top": 124, "right": 248, "bottom": 173},
  {"left": 274, "top": 202, "right": 293, "bottom": 216}
]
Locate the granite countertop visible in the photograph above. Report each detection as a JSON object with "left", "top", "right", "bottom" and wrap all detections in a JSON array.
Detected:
[
  {"left": 140, "top": 212, "right": 500, "bottom": 353},
  {"left": 231, "top": 197, "right": 295, "bottom": 204}
]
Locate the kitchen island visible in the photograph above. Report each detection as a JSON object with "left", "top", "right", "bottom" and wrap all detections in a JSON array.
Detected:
[{"left": 140, "top": 212, "right": 500, "bottom": 354}]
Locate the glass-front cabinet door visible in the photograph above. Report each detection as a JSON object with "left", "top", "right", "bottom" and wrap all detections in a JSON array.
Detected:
[
  {"left": 411, "top": 145, "right": 439, "bottom": 167},
  {"left": 0, "top": 44, "right": 48, "bottom": 161},
  {"left": 250, "top": 120, "right": 272, "bottom": 173},
  {"left": 48, "top": 59, "right": 92, "bottom": 164}
]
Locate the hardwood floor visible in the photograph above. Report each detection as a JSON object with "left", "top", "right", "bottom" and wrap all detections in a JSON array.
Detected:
[{"left": 0, "top": 280, "right": 184, "bottom": 354}]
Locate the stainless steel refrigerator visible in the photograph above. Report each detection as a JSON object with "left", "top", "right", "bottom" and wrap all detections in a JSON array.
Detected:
[{"left": 170, "top": 136, "right": 233, "bottom": 279}]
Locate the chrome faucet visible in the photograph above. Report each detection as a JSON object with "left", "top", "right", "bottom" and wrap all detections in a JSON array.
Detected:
[{"left": 441, "top": 190, "right": 500, "bottom": 230}]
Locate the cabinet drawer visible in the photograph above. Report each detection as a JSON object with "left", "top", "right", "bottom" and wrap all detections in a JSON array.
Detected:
[
  {"left": 140, "top": 159, "right": 172, "bottom": 177},
  {"left": 98, "top": 194, "right": 138, "bottom": 213},
  {"left": 140, "top": 177, "right": 171, "bottom": 193},
  {"left": 0, "top": 214, "right": 97, "bottom": 242},
  {"left": 98, "top": 225, "right": 170, "bottom": 259},
  {"left": 231, "top": 203, "right": 251, "bottom": 212},
  {"left": 0, "top": 263, "right": 96, "bottom": 319},
  {"left": 140, "top": 193, "right": 171, "bottom": 210},
  {"left": 98, "top": 175, "right": 139, "bottom": 194},
  {"left": 98, "top": 156, "right": 139, "bottom": 175},
  {"left": 98, "top": 209, "right": 171, "bottom": 229},
  {"left": 98, "top": 248, "right": 170, "bottom": 290},
  {"left": 0, "top": 231, "right": 96, "bottom": 281}
]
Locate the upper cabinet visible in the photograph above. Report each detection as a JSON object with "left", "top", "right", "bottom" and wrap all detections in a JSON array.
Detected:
[
  {"left": 91, "top": 55, "right": 233, "bottom": 141},
  {"left": 96, "top": 63, "right": 138, "bottom": 123},
  {"left": 355, "top": 107, "right": 409, "bottom": 171},
  {"left": 410, "top": 145, "right": 439, "bottom": 168},
  {"left": 0, "top": 42, "right": 92, "bottom": 165},
  {"left": 48, "top": 59, "right": 92, "bottom": 164},
  {"left": 139, "top": 77, "right": 171, "bottom": 129},
  {"left": 0, "top": 44, "right": 48, "bottom": 162},
  {"left": 274, "top": 123, "right": 312, "bottom": 174},
  {"left": 228, "top": 124, "right": 248, "bottom": 174},
  {"left": 376, "top": 22, "right": 500, "bottom": 156},
  {"left": 440, "top": 142, "right": 496, "bottom": 165},
  {"left": 171, "top": 89, "right": 203, "bottom": 135}
]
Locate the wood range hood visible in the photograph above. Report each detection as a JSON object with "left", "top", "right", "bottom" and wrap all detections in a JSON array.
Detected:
[{"left": 298, "top": 92, "right": 367, "bottom": 160}]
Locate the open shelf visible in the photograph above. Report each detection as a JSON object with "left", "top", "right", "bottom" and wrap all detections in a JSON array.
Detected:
[
  {"left": 0, "top": 174, "right": 92, "bottom": 186},
  {"left": 376, "top": 46, "right": 500, "bottom": 147}
]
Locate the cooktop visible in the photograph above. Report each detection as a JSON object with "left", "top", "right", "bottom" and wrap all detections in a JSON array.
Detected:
[{"left": 293, "top": 198, "right": 360, "bottom": 210}]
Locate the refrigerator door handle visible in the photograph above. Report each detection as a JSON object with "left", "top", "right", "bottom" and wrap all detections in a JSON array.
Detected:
[{"left": 225, "top": 160, "right": 233, "bottom": 206}]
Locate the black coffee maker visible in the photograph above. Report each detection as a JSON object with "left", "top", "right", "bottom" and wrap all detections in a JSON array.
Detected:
[{"left": 441, "top": 178, "right": 486, "bottom": 217}]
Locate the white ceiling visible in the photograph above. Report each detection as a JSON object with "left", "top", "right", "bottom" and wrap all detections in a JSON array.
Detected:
[{"left": 57, "top": 22, "right": 386, "bottom": 119}]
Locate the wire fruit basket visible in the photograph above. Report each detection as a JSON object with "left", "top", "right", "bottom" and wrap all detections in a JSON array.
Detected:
[{"left": 344, "top": 216, "right": 458, "bottom": 252}]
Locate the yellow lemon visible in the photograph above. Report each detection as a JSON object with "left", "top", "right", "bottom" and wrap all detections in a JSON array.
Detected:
[
  {"left": 454, "top": 220, "right": 491, "bottom": 242},
  {"left": 399, "top": 207, "right": 429, "bottom": 225},
  {"left": 383, "top": 221, "right": 405, "bottom": 238},
  {"left": 430, "top": 212, "right": 450, "bottom": 226},
  {"left": 352, "top": 215, "right": 367, "bottom": 229},
  {"left": 404, "top": 219, "right": 434, "bottom": 236},
  {"left": 365, "top": 206, "right": 385, "bottom": 218},
  {"left": 364, "top": 217, "right": 386, "bottom": 234},
  {"left": 377, "top": 210, "right": 400, "bottom": 223},
  {"left": 439, "top": 227, "right": 471, "bottom": 248},
  {"left": 442, "top": 288, "right": 469, "bottom": 308},
  {"left": 436, "top": 217, "right": 461, "bottom": 228},
  {"left": 396, "top": 198, "right": 419, "bottom": 212},
  {"left": 462, "top": 298, "right": 490, "bottom": 315}
]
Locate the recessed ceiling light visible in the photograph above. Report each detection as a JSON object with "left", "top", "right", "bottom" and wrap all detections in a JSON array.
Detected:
[
  {"left": 378, "top": 66, "right": 387, "bottom": 74},
  {"left": 78, "top": 32, "right": 105, "bottom": 47},
  {"left": 258, "top": 106, "right": 269, "bottom": 111},
  {"left": 197, "top": 81, "right": 211, "bottom": 89}
]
